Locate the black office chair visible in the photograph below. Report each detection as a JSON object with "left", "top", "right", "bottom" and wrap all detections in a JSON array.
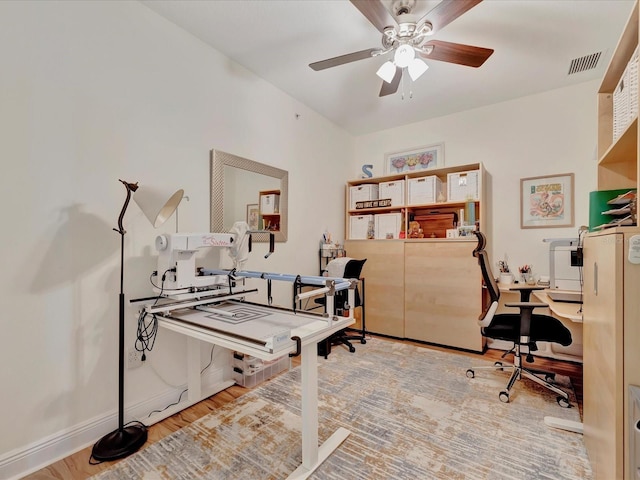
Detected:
[
  {"left": 316, "top": 258, "right": 367, "bottom": 357},
  {"left": 466, "top": 231, "right": 573, "bottom": 407}
]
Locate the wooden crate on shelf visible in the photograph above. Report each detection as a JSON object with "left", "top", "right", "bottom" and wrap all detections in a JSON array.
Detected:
[{"left": 414, "top": 212, "right": 457, "bottom": 239}]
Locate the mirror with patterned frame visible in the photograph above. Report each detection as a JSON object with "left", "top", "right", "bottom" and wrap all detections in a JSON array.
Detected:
[{"left": 210, "top": 149, "right": 288, "bottom": 242}]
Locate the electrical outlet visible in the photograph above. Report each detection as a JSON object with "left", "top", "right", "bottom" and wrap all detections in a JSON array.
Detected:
[{"left": 128, "top": 348, "right": 143, "bottom": 369}]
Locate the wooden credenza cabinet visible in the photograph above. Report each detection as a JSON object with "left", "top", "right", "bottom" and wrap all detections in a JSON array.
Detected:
[
  {"left": 344, "top": 238, "right": 485, "bottom": 352},
  {"left": 583, "top": 228, "right": 640, "bottom": 480},
  {"left": 342, "top": 239, "right": 405, "bottom": 337}
]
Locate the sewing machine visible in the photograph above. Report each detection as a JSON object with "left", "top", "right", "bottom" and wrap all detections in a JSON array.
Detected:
[{"left": 136, "top": 222, "right": 356, "bottom": 478}]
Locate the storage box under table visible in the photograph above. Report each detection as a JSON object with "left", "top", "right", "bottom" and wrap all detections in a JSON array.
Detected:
[{"left": 232, "top": 352, "right": 290, "bottom": 388}]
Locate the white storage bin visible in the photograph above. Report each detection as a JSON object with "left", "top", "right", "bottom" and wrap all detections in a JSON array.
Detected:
[
  {"left": 379, "top": 180, "right": 405, "bottom": 206},
  {"left": 374, "top": 213, "right": 402, "bottom": 239},
  {"left": 628, "top": 46, "right": 639, "bottom": 132},
  {"left": 614, "top": 67, "right": 630, "bottom": 141},
  {"left": 349, "top": 184, "right": 379, "bottom": 210},
  {"left": 232, "top": 352, "right": 290, "bottom": 388},
  {"left": 447, "top": 170, "right": 480, "bottom": 202},
  {"left": 349, "top": 214, "right": 373, "bottom": 239},
  {"left": 260, "top": 193, "right": 280, "bottom": 214},
  {"left": 407, "top": 176, "right": 442, "bottom": 205}
]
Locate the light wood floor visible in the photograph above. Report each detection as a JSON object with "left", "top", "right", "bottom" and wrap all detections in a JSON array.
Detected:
[{"left": 22, "top": 335, "right": 583, "bottom": 480}]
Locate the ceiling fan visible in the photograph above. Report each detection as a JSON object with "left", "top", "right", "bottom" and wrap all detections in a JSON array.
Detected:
[{"left": 309, "top": 0, "right": 494, "bottom": 97}]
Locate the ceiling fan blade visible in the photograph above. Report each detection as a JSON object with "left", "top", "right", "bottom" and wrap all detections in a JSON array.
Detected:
[
  {"left": 309, "top": 48, "right": 378, "bottom": 71},
  {"left": 420, "top": 0, "right": 483, "bottom": 34},
  {"left": 421, "top": 40, "right": 493, "bottom": 68},
  {"left": 350, "top": 0, "right": 397, "bottom": 33},
  {"left": 379, "top": 67, "right": 402, "bottom": 97}
]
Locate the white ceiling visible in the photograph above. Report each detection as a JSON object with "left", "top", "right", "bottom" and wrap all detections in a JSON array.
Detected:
[{"left": 141, "top": 0, "right": 635, "bottom": 135}]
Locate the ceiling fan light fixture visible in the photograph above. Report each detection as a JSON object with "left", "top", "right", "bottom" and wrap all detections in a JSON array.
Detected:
[
  {"left": 376, "top": 61, "right": 397, "bottom": 83},
  {"left": 408, "top": 58, "right": 428, "bottom": 81},
  {"left": 394, "top": 44, "right": 415, "bottom": 68}
]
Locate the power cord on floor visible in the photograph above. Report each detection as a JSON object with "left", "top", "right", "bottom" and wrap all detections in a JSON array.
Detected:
[{"left": 145, "top": 345, "right": 216, "bottom": 418}]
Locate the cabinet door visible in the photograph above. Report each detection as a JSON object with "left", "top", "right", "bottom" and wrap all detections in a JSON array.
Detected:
[
  {"left": 343, "top": 240, "right": 405, "bottom": 337},
  {"left": 583, "top": 232, "right": 624, "bottom": 480},
  {"left": 404, "top": 241, "right": 484, "bottom": 352}
]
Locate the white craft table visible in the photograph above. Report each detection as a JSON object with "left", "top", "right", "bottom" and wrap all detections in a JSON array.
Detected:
[{"left": 155, "top": 303, "right": 354, "bottom": 480}]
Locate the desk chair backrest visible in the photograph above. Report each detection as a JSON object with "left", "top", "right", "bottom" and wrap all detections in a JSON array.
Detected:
[
  {"left": 325, "top": 257, "right": 366, "bottom": 308},
  {"left": 342, "top": 258, "right": 366, "bottom": 307},
  {"left": 473, "top": 231, "right": 499, "bottom": 328}
]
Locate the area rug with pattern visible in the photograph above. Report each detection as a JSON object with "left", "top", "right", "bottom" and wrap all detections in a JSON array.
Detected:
[{"left": 92, "top": 337, "right": 591, "bottom": 479}]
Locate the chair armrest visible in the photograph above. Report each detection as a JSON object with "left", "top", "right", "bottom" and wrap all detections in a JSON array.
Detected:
[
  {"left": 504, "top": 301, "right": 548, "bottom": 309},
  {"left": 509, "top": 285, "right": 544, "bottom": 301}
]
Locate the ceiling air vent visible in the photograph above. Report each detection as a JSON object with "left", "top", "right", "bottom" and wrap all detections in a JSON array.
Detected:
[{"left": 568, "top": 52, "right": 602, "bottom": 75}]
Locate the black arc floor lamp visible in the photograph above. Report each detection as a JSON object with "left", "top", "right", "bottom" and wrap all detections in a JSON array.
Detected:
[{"left": 92, "top": 179, "right": 184, "bottom": 461}]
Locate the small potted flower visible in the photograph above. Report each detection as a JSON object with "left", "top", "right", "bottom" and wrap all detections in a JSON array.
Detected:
[
  {"left": 391, "top": 158, "right": 406, "bottom": 172},
  {"left": 406, "top": 156, "right": 418, "bottom": 170},
  {"left": 419, "top": 152, "right": 434, "bottom": 169}
]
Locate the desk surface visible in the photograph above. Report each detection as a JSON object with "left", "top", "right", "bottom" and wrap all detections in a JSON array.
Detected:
[
  {"left": 533, "top": 290, "right": 583, "bottom": 323},
  {"left": 159, "top": 302, "right": 353, "bottom": 360},
  {"left": 497, "top": 282, "right": 583, "bottom": 323}
]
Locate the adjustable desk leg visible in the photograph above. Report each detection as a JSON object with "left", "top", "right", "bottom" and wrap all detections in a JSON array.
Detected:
[
  {"left": 287, "top": 341, "right": 350, "bottom": 479},
  {"left": 301, "top": 342, "right": 319, "bottom": 468}
]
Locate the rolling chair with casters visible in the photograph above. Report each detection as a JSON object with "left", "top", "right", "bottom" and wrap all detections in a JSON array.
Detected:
[
  {"left": 466, "top": 231, "right": 573, "bottom": 407},
  {"left": 316, "top": 258, "right": 367, "bottom": 357}
]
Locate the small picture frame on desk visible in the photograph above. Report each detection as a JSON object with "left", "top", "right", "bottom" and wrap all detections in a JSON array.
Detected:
[{"left": 520, "top": 173, "right": 574, "bottom": 229}]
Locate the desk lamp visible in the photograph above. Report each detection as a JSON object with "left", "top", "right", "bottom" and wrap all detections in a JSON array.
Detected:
[{"left": 92, "top": 179, "right": 183, "bottom": 461}]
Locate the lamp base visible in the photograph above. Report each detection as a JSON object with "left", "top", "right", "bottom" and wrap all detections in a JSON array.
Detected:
[{"left": 92, "top": 424, "right": 148, "bottom": 461}]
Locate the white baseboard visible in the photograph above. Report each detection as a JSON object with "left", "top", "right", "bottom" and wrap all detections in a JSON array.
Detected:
[{"left": 0, "top": 366, "right": 231, "bottom": 480}]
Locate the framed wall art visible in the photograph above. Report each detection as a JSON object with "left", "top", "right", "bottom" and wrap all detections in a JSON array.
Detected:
[
  {"left": 246, "top": 203, "right": 259, "bottom": 230},
  {"left": 384, "top": 143, "right": 444, "bottom": 174},
  {"left": 520, "top": 173, "right": 574, "bottom": 228}
]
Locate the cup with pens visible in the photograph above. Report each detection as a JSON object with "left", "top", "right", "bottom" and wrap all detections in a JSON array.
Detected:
[{"left": 498, "top": 260, "right": 514, "bottom": 284}]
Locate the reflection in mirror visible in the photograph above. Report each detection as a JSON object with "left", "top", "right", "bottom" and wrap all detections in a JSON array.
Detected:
[{"left": 210, "top": 149, "right": 288, "bottom": 242}]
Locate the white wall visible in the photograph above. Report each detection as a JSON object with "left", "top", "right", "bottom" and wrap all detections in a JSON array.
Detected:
[
  {"left": 353, "top": 80, "right": 599, "bottom": 278},
  {"left": 0, "top": 0, "right": 352, "bottom": 473}
]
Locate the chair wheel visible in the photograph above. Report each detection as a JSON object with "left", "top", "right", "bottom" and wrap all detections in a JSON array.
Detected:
[
  {"left": 499, "top": 391, "right": 510, "bottom": 403},
  {"left": 360, "top": 339, "right": 366, "bottom": 344},
  {"left": 348, "top": 346, "right": 356, "bottom": 353},
  {"left": 557, "top": 396, "right": 570, "bottom": 408},
  {"left": 494, "top": 361, "right": 503, "bottom": 371},
  {"left": 466, "top": 369, "right": 475, "bottom": 378}
]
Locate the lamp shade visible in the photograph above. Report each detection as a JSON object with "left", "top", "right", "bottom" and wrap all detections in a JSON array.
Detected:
[
  {"left": 376, "top": 61, "right": 397, "bottom": 83},
  {"left": 408, "top": 58, "right": 429, "bottom": 81},
  {"left": 133, "top": 184, "right": 184, "bottom": 228}
]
